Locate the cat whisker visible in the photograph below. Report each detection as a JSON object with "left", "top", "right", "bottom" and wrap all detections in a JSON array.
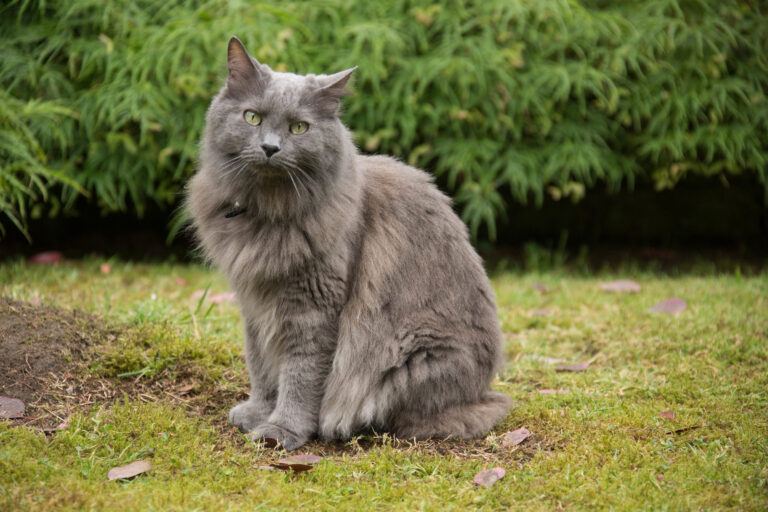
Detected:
[{"left": 285, "top": 169, "right": 302, "bottom": 200}]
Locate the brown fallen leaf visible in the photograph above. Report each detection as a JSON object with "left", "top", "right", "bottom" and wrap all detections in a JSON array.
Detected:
[
  {"left": 525, "top": 354, "right": 566, "bottom": 365},
  {"left": 538, "top": 389, "right": 569, "bottom": 395},
  {"left": 176, "top": 384, "right": 195, "bottom": 395},
  {"left": 600, "top": 280, "right": 641, "bottom": 293},
  {"left": 500, "top": 428, "right": 531, "bottom": 447},
  {"left": 209, "top": 292, "right": 236, "bottom": 304},
  {"left": 0, "top": 396, "right": 25, "bottom": 419},
  {"left": 107, "top": 460, "right": 152, "bottom": 481},
  {"left": 272, "top": 454, "right": 324, "bottom": 473},
  {"left": 659, "top": 410, "right": 676, "bottom": 421},
  {"left": 555, "top": 362, "right": 590, "bottom": 372},
  {"left": 648, "top": 298, "right": 687, "bottom": 314},
  {"left": 100, "top": 263, "right": 111, "bottom": 274},
  {"left": 473, "top": 467, "right": 505, "bottom": 487},
  {"left": 28, "top": 251, "right": 63, "bottom": 264}
]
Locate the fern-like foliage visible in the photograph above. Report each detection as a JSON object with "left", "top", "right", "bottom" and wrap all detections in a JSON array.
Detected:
[{"left": 1, "top": 0, "right": 766, "bottom": 240}]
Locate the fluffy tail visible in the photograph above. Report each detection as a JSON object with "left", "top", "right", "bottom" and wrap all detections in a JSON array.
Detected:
[{"left": 392, "top": 391, "right": 511, "bottom": 440}]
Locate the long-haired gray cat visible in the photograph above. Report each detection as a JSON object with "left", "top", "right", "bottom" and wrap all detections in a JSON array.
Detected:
[{"left": 187, "top": 37, "right": 510, "bottom": 451}]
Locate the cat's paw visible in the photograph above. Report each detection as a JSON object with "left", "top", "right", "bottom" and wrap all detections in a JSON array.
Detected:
[
  {"left": 249, "top": 423, "right": 308, "bottom": 452},
  {"left": 229, "top": 400, "right": 271, "bottom": 432}
]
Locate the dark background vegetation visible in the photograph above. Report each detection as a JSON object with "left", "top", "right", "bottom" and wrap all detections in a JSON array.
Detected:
[{"left": 1, "top": 0, "right": 766, "bottom": 257}]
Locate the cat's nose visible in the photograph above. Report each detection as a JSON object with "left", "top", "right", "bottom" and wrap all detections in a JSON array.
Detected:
[{"left": 261, "top": 144, "right": 280, "bottom": 158}]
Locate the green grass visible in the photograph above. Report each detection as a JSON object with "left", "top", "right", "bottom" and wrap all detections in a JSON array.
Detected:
[{"left": 1, "top": 259, "right": 767, "bottom": 511}]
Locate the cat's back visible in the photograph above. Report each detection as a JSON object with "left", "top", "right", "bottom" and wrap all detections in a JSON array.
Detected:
[
  {"left": 356, "top": 154, "right": 465, "bottom": 238},
  {"left": 351, "top": 154, "right": 492, "bottom": 312}
]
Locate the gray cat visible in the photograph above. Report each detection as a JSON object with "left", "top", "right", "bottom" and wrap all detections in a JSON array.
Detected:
[{"left": 187, "top": 37, "right": 510, "bottom": 451}]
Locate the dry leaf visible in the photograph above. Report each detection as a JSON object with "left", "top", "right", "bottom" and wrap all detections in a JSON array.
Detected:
[
  {"left": 473, "top": 467, "right": 505, "bottom": 487},
  {"left": 555, "top": 362, "right": 590, "bottom": 372},
  {"left": 538, "top": 389, "right": 569, "bottom": 395},
  {"left": 100, "top": 263, "right": 111, "bottom": 274},
  {"left": 501, "top": 428, "right": 531, "bottom": 447},
  {"left": 176, "top": 384, "right": 194, "bottom": 395},
  {"left": 0, "top": 396, "right": 25, "bottom": 419},
  {"left": 648, "top": 298, "right": 687, "bottom": 314},
  {"left": 600, "top": 280, "right": 641, "bottom": 293},
  {"left": 209, "top": 292, "right": 236, "bottom": 304},
  {"left": 28, "top": 251, "right": 63, "bottom": 264},
  {"left": 525, "top": 355, "right": 566, "bottom": 365},
  {"left": 659, "top": 410, "right": 676, "bottom": 421},
  {"left": 107, "top": 460, "right": 152, "bottom": 481},
  {"left": 272, "top": 454, "right": 324, "bottom": 472}
]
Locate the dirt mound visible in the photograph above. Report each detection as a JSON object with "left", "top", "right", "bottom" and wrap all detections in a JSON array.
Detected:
[{"left": 0, "top": 297, "right": 115, "bottom": 427}]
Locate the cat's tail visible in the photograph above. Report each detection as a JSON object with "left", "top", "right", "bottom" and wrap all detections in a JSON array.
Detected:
[{"left": 391, "top": 391, "right": 511, "bottom": 440}]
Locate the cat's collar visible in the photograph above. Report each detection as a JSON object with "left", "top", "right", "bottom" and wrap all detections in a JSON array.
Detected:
[{"left": 225, "top": 201, "right": 247, "bottom": 218}]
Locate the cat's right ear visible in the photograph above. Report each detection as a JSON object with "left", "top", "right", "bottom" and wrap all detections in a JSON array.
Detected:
[{"left": 226, "top": 36, "right": 269, "bottom": 96}]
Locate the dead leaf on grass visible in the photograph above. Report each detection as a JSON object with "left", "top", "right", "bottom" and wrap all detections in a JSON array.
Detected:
[
  {"left": 176, "top": 384, "right": 194, "bottom": 395},
  {"left": 538, "top": 389, "right": 569, "bottom": 395},
  {"left": 600, "top": 280, "right": 641, "bottom": 293},
  {"left": 107, "top": 460, "right": 152, "bottom": 481},
  {"left": 0, "top": 396, "right": 25, "bottom": 418},
  {"left": 28, "top": 251, "right": 63, "bottom": 264},
  {"left": 648, "top": 298, "right": 686, "bottom": 314},
  {"left": 272, "top": 454, "right": 324, "bottom": 473},
  {"left": 500, "top": 428, "right": 530, "bottom": 447},
  {"left": 209, "top": 292, "right": 236, "bottom": 304},
  {"left": 473, "top": 467, "right": 505, "bottom": 487},
  {"left": 525, "top": 354, "right": 566, "bottom": 365},
  {"left": 659, "top": 410, "right": 676, "bottom": 421},
  {"left": 555, "top": 362, "right": 590, "bottom": 372}
]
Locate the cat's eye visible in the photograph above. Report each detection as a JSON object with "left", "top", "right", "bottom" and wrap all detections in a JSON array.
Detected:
[
  {"left": 289, "top": 121, "right": 309, "bottom": 135},
  {"left": 244, "top": 110, "right": 262, "bottom": 126}
]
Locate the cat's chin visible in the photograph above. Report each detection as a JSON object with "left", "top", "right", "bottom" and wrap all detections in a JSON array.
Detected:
[{"left": 253, "top": 165, "right": 292, "bottom": 182}]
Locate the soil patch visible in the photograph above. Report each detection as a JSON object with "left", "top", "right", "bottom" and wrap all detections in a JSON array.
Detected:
[
  {"left": 0, "top": 297, "right": 118, "bottom": 428},
  {"left": 0, "top": 297, "right": 244, "bottom": 432},
  {"left": 0, "top": 297, "right": 546, "bottom": 463}
]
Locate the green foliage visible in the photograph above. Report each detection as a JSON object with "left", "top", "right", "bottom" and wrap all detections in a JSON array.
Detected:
[{"left": 1, "top": 0, "right": 766, "bottom": 239}]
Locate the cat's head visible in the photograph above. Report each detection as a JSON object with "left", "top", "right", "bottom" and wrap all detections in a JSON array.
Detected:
[{"left": 202, "top": 37, "right": 356, "bottom": 200}]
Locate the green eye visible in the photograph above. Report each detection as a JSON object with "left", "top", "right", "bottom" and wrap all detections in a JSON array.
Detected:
[
  {"left": 289, "top": 121, "right": 309, "bottom": 134},
  {"left": 244, "top": 110, "right": 261, "bottom": 126}
]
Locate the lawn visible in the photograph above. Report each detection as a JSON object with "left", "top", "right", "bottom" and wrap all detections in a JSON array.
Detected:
[{"left": 1, "top": 258, "right": 766, "bottom": 511}]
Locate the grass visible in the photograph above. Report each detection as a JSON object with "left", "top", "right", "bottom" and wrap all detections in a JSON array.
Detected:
[{"left": 1, "top": 258, "right": 767, "bottom": 511}]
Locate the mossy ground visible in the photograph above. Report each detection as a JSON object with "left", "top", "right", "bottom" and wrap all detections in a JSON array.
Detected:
[{"left": 1, "top": 258, "right": 766, "bottom": 511}]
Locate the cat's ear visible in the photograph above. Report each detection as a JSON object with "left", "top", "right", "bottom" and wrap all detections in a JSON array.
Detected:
[
  {"left": 226, "top": 36, "right": 269, "bottom": 95},
  {"left": 312, "top": 67, "right": 357, "bottom": 116}
]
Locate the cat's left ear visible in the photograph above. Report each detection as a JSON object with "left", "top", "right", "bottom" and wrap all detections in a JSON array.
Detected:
[{"left": 312, "top": 67, "right": 357, "bottom": 117}]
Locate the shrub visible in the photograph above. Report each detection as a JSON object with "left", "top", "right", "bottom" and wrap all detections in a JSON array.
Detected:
[{"left": 1, "top": 0, "right": 766, "bottom": 240}]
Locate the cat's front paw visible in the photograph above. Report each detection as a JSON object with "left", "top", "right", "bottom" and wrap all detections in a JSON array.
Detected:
[
  {"left": 229, "top": 400, "right": 271, "bottom": 432},
  {"left": 249, "top": 423, "right": 308, "bottom": 452}
]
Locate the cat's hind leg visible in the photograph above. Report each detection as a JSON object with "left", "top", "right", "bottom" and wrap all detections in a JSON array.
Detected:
[{"left": 390, "top": 391, "right": 511, "bottom": 440}]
